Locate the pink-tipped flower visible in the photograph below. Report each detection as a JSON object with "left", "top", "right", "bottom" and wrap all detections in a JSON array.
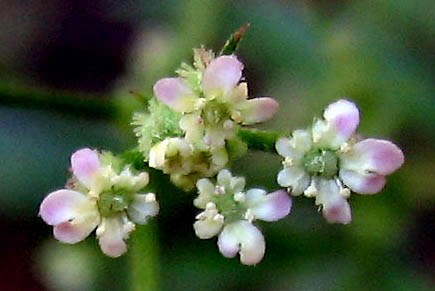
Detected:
[
  {"left": 39, "top": 148, "right": 159, "bottom": 257},
  {"left": 276, "top": 99, "right": 404, "bottom": 224},
  {"left": 153, "top": 54, "right": 279, "bottom": 148},
  {"left": 193, "top": 169, "right": 291, "bottom": 265}
]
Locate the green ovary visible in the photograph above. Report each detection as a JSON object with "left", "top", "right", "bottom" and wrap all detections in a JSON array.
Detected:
[
  {"left": 98, "top": 191, "right": 133, "bottom": 217},
  {"left": 202, "top": 99, "right": 230, "bottom": 125},
  {"left": 303, "top": 149, "right": 338, "bottom": 178},
  {"left": 212, "top": 193, "right": 246, "bottom": 223}
]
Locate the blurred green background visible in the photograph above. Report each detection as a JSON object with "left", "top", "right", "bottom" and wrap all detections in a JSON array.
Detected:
[{"left": 0, "top": 0, "right": 434, "bottom": 290}]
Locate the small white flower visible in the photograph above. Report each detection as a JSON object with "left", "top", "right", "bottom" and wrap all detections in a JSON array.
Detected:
[
  {"left": 193, "top": 169, "right": 291, "bottom": 265},
  {"left": 276, "top": 99, "right": 404, "bottom": 224}
]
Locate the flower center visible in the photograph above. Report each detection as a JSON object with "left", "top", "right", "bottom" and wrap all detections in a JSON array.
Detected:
[
  {"left": 202, "top": 99, "right": 231, "bottom": 125},
  {"left": 212, "top": 191, "right": 246, "bottom": 223},
  {"left": 98, "top": 191, "right": 132, "bottom": 217},
  {"left": 303, "top": 149, "right": 338, "bottom": 178}
]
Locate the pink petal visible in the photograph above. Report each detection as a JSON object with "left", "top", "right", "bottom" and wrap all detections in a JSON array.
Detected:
[
  {"left": 240, "top": 97, "right": 279, "bottom": 125},
  {"left": 53, "top": 221, "right": 95, "bottom": 244},
  {"left": 340, "top": 139, "right": 404, "bottom": 176},
  {"left": 217, "top": 227, "right": 239, "bottom": 258},
  {"left": 339, "top": 169, "right": 386, "bottom": 194},
  {"left": 40, "top": 189, "right": 100, "bottom": 243},
  {"left": 202, "top": 55, "right": 243, "bottom": 96},
  {"left": 323, "top": 198, "right": 352, "bottom": 225},
  {"left": 40, "top": 189, "right": 90, "bottom": 226},
  {"left": 97, "top": 216, "right": 131, "bottom": 258},
  {"left": 323, "top": 99, "right": 360, "bottom": 141},
  {"left": 316, "top": 178, "right": 352, "bottom": 224},
  {"left": 217, "top": 221, "right": 265, "bottom": 265},
  {"left": 245, "top": 189, "right": 291, "bottom": 221},
  {"left": 71, "top": 148, "right": 100, "bottom": 188},
  {"left": 153, "top": 77, "right": 196, "bottom": 112}
]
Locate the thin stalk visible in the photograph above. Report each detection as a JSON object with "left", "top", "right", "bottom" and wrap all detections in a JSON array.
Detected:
[{"left": 129, "top": 222, "right": 160, "bottom": 291}]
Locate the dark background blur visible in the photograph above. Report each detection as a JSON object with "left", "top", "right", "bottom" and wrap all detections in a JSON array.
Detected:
[{"left": 0, "top": 0, "right": 434, "bottom": 290}]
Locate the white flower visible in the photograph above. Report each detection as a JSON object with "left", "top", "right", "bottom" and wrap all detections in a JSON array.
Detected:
[
  {"left": 276, "top": 99, "right": 404, "bottom": 224},
  {"left": 40, "top": 148, "right": 159, "bottom": 257},
  {"left": 193, "top": 169, "right": 291, "bottom": 265}
]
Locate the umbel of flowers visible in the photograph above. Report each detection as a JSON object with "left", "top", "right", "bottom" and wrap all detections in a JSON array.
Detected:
[
  {"left": 38, "top": 27, "right": 405, "bottom": 266},
  {"left": 39, "top": 148, "right": 159, "bottom": 257},
  {"left": 276, "top": 100, "right": 404, "bottom": 224},
  {"left": 134, "top": 48, "right": 278, "bottom": 190},
  {"left": 193, "top": 169, "right": 291, "bottom": 265}
]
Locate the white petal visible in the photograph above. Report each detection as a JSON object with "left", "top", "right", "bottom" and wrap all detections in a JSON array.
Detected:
[
  {"left": 97, "top": 215, "right": 134, "bottom": 258},
  {"left": 276, "top": 137, "right": 293, "bottom": 158},
  {"left": 277, "top": 167, "right": 310, "bottom": 195},
  {"left": 153, "top": 77, "right": 197, "bottom": 112},
  {"left": 228, "top": 82, "right": 248, "bottom": 103},
  {"left": 202, "top": 55, "right": 243, "bottom": 96},
  {"left": 217, "top": 169, "right": 233, "bottom": 190},
  {"left": 231, "top": 177, "right": 246, "bottom": 194},
  {"left": 196, "top": 178, "right": 215, "bottom": 194},
  {"left": 276, "top": 130, "right": 312, "bottom": 160},
  {"left": 179, "top": 114, "right": 204, "bottom": 144},
  {"left": 210, "top": 147, "right": 229, "bottom": 168},
  {"left": 315, "top": 178, "right": 351, "bottom": 224},
  {"left": 340, "top": 138, "right": 404, "bottom": 176},
  {"left": 217, "top": 221, "right": 265, "bottom": 265},
  {"left": 339, "top": 169, "right": 386, "bottom": 194},
  {"left": 245, "top": 189, "right": 291, "bottom": 221},
  {"left": 71, "top": 148, "right": 100, "bottom": 189},
  {"left": 193, "top": 219, "right": 223, "bottom": 239},
  {"left": 39, "top": 189, "right": 100, "bottom": 244},
  {"left": 127, "top": 194, "right": 159, "bottom": 224},
  {"left": 291, "top": 129, "right": 313, "bottom": 154},
  {"left": 204, "top": 127, "right": 227, "bottom": 148}
]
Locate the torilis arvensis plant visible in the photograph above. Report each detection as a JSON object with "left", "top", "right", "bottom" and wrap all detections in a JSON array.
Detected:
[{"left": 39, "top": 26, "right": 404, "bottom": 265}]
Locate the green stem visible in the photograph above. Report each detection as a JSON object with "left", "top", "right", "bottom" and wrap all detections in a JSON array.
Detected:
[
  {"left": 0, "top": 80, "right": 115, "bottom": 118},
  {"left": 129, "top": 222, "right": 159, "bottom": 291},
  {"left": 237, "top": 128, "right": 282, "bottom": 153}
]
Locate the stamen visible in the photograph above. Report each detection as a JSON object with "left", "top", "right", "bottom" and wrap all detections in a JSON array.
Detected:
[
  {"left": 304, "top": 180, "right": 317, "bottom": 198},
  {"left": 233, "top": 192, "right": 246, "bottom": 203},
  {"left": 282, "top": 157, "right": 294, "bottom": 167},
  {"left": 215, "top": 186, "right": 226, "bottom": 195},
  {"left": 244, "top": 209, "right": 255, "bottom": 222}
]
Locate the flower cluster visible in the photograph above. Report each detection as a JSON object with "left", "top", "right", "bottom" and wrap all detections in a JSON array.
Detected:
[
  {"left": 39, "top": 148, "right": 159, "bottom": 257},
  {"left": 193, "top": 169, "right": 291, "bottom": 265},
  {"left": 38, "top": 34, "right": 406, "bottom": 266},
  {"left": 276, "top": 100, "right": 404, "bottom": 224},
  {"left": 134, "top": 48, "right": 279, "bottom": 189}
]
